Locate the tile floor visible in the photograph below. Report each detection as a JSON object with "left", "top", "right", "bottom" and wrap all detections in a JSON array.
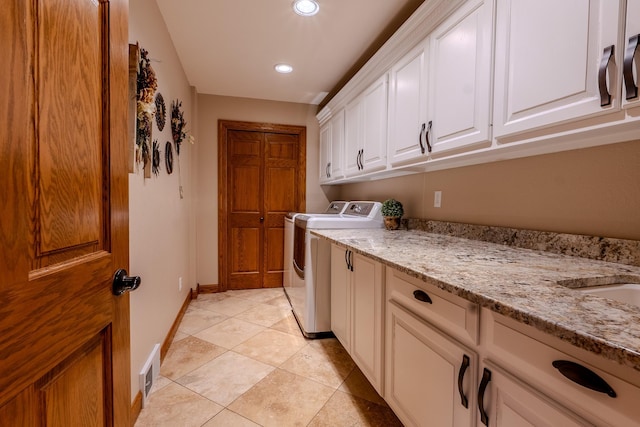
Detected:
[{"left": 134, "top": 288, "right": 403, "bottom": 427}]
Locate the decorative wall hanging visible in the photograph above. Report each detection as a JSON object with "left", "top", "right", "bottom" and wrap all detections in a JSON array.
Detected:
[
  {"left": 155, "top": 92, "right": 166, "bottom": 131},
  {"left": 141, "top": 140, "right": 150, "bottom": 174},
  {"left": 152, "top": 140, "right": 161, "bottom": 176},
  {"left": 165, "top": 141, "right": 174, "bottom": 174},
  {"left": 136, "top": 46, "right": 157, "bottom": 177},
  {"left": 170, "top": 99, "right": 187, "bottom": 155}
]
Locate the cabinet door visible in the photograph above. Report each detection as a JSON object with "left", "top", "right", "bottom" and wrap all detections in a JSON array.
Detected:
[
  {"left": 330, "top": 245, "right": 351, "bottom": 352},
  {"left": 493, "top": 0, "right": 623, "bottom": 138},
  {"left": 351, "top": 253, "right": 384, "bottom": 394},
  {"left": 387, "top": 41, "right": 429, "bottom": 166},
  {"left": 344, "top": 97, "right": 362, "bottom": 176},
  {"left": 330, "top": 109, "right": 345, "bottom": 179},
  {"left": 623, "top": 0, "right": 640, "bottom": 109},
  {"left": 386, "top": 302, "right": 477, "bottom": 427},
  {"left": 319, "top": 121, "right": 332, "bottom": 183},
  {"left": 361, "top": 75, "right": 388, "bottom": 173},
  {"left": 479, "top": 364, "right": 593, "bottom": 427},
  {"left": 427, "top": 0, "right": 492, "bottom": 153}
]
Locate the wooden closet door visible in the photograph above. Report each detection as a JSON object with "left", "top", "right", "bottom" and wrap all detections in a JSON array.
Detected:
[
  {"left": 0, "top": 0, "right": 131, "bottom": 425},
  {"left": 219, "top": 121, "right": 306, "bottom": 291}
]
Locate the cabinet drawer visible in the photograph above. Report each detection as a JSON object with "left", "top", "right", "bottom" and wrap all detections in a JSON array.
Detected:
[
  {"left": 386, "top": 268, "right": 479, "bottom": 345},
  {"left": 482, "top": 309, "right": 640, "bottom": 426}
]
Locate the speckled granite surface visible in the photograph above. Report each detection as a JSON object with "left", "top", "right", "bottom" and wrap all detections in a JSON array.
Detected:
[
  {"left": 311, "top": 228, "right": 640, "bottom": 371},
  {"left": 407, "top": 219, "right": 640, "bottom": 267}
]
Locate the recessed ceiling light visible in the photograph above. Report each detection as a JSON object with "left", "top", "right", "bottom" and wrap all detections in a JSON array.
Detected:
[
  {"left": 275, "top": 63, "right": 293, "bottom": 73},
  {"left": 293, "top": 0, "right": 319, "bottom": 16}
]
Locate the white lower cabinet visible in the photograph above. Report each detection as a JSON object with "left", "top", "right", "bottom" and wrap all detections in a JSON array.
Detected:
[
  {"left": 477, "top": 362, "right": 592, "bottom": 427},
  {"left": 384, "top": 268, "right": 479, "bottom": 427},
  {"left": 329, "top": 249, "right": 640, "bottom": 427},
  {"left": 386, "top": 301, "right": 477, "bottom": 427},
  {"left": 330, "top": 244, "right": 384, "bottom": 393},
  {"left": 480, "top": 308, "right": 640, "bottom": 427}
]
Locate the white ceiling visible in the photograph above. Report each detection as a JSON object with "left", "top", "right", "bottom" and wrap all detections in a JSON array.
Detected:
[{"left": 155, "top": 0, "right": 423, "bottom": 105}]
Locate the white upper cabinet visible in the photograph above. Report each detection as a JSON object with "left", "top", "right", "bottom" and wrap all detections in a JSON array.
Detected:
[
  {"left": 426, "top": 0, "right": 493, "bottom": 154},
  {"left": 493, "top": 0, "right": 623, "bottom": 139},
  {"left": 318, "top": 109, "right": 345, "bottom": 184},
  {"left": 387, "top": 0, "right": 493, "bottom": 167},
  {"left": 387, "top": 42, "right": 429, "bottom": 166},
  {"left": 623, "top": 0, "right": 640, "bottom": 109},
  {"left": 319, "top": 121, "right": 332, "bottom": 184},
  {"left": 345, "top": 75, "right": 388, "bottom": 177}
]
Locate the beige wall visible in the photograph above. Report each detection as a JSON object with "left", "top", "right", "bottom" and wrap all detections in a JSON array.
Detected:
[
  {"left": 338, "top": 139, "right": 640, "bottom": 240},
  {"left": 195, "top": 95, "right": 340, "bottom": 287},
  {"left": 129, "top": 0, "right": 196, "bottom": 399}
]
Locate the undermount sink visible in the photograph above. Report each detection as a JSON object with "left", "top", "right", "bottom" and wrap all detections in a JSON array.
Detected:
[
  {"left": 578, "top": 284, "right": 640, "bottom": 309},
  {"left": 556, "top": 275, "right": 640, "bottom": 309}
]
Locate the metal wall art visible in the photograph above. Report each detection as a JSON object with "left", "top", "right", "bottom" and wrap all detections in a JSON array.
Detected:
[
  {"left": 155, "top": 92, "right": 166, "bottom": 131},
  {"left": 170, "top": 99, "right": 187, "bottom": 155},
  {"left": 165, "top": 141, "right": 174, "bottom": 174},
  {"left": 152, "top": 140, "right": 161, "bottom": 176}
]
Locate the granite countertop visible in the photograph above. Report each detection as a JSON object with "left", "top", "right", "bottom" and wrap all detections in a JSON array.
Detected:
[{"left": 311, "top": 228, "right": 640, "bottom": 371}]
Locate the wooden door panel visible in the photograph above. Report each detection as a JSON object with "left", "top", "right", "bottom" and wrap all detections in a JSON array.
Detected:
[
  {"left": 37, "top": 0, "right": 103, "bottom": 262},
  {"left": 231, "top": 166, "right": 261, "bottom": 212},
  {"left": 266, "top": 167, "right": 296, "bottom": 212},
  {"left": 41, "top": 333, "right": 109, "bottom": 427},
  {"left": 0, "top": 0, "right": 130, "bottom": 424},
  {"left": 264, "top": 227, "right": 284, "bottom": 287}
]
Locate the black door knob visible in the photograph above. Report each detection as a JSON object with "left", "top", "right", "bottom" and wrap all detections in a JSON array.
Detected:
[{"left": 112, "top": 269, "right": 141, "bottom": 296}]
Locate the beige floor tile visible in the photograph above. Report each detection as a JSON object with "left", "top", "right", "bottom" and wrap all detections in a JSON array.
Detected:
[
  {"left": 264, "top": 293, "right": 293, "bottom": 310},
  {"left": 178, "top": 307, "right": 228, "bottom": 334},
  {"left": 339, "top": 366, "right": 387, "bottom": 406},
  {"left": 228, "top": 369, "right": 334, "bottom": 427},
  {"left": 269, "top": 312, "right": 303, "bottom": 337},
  {"left": 195, "top": 292, "right": 233, "bottom": 303},
  {"left": 280, "top": 338, "right": 355, "bottom": 388},
  {"left": 195, "top": 317, "right": 265, "bottom": 349},
  {"left": 199, "top": 296, "right": 261, "bottom": 316},
  {"left": 202, "top": 409, "right": 260, "bottom": 427},
  {"left": 160, "top": 336, "right": 226, "bottom": 380},
  {"left": 308, "top": 390, "right": 403, "bottom": 427},
  {"left": 177, "top": 351, "right": 274, "bottom": 406},
  {"left": 147, "top": 375, "right": 172, "bottom": 396},
  {"left": 229, "top": 288, "right": 286, "bottom": 303},
  {"left": 172, "top": 330, "right": 189, "bottom": 344},
  {"left": 134, "top": 382, "right": 223, "bottom": 427},
  {"left": 233, "top": 329, "right": 308, "bottom": 366},
  {"left": 234, "top": 303, "right": 290, "bottom": 327}
]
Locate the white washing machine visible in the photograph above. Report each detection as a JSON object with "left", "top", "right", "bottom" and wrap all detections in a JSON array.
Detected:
[
  {"left": 290, "top": 201, "right": 383, "bottom": 338},
  {"left": 283, "top": 201, "right": 349, "bottom": 293}
]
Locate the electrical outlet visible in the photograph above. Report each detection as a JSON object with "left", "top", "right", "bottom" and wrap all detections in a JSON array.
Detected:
[
  {"left": 434, "top": 191, "right": 442, "bottom": 208},
  {"left": 179, "top": 277, "right": 183, "bottom": 291}
]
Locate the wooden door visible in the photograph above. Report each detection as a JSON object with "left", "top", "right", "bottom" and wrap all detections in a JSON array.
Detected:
[
  {"left": 219, "top": 121, "right": 306, "bottom": 291},
  {"left": 0, "top": 0, "right": 131, "bottom": 425}
]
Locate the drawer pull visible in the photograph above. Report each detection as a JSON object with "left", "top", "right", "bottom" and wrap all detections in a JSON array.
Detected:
[
  {"left": 413, "top": 290, "right": 432, "bottom": 304},
  {"left": 598, "top": 45, "right": 615, "bottom": 107},
  {"left": 478, "top": 368, "right": 491, "bottom": 426},
  {"left": 457, "top": 354, "right": 470, "bottom": 408},
  {"left": 552, "top": 360, "right": 616, "bottom": 398}
]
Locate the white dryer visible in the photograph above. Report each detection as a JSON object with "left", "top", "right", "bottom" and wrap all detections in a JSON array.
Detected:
[
  {"left": 283, "top": 201, "right": 348, "bottom": 292},
  {"left": 290, "top": 201, "right": 383, "bottom": 338}
]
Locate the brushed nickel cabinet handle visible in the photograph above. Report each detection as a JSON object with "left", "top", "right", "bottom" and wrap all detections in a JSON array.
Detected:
[
  {"left": 457, "top": 354, "right": 470, "bottom": 408},
  {"left": 419, "top": 122, "right": 426, "bottom": 154},
  {"left": 599, "top": 45, "right": 615, "bottom": 107},
  {"left": 623, "top": 34, "right": 639, "bottom": 100},
  {"left": 478, "top": 368, "right": 491, "bottom": 426}
]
